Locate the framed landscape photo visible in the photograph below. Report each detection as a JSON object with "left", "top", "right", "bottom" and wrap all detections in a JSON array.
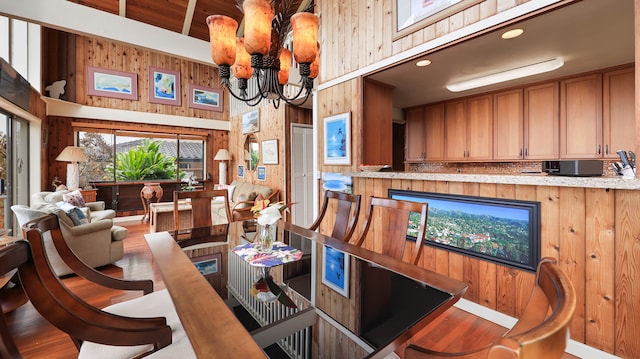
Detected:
[
  {"left": 394, "top": 0, "right": 482, "bottom": 38},
  {"left": 188, "top": 84, "right": 223, "bottom": 112},
  {"left": 86, "top": 66, "right": 138, "bottom": 100},
  {"left": 257, "top": 166, "right": 267, "bottom": 181},
  {"left": 262, "top": 139, "right": 278, "bottom": 164},
  {"left": 148, "top": 66, "right": 181, "bottom": 105},
  {"left": 242, "top": 109, "right": 260, "bottom": 134},
  {"left": 323, "top": 112, "right": 351, "bottom": 165},
  {"left": 322, "top": 245, "right": 349, "bottom": 297},
  {"left": 238, "top": 164, "right": 245, "bottom": 178},
  {"left": 192, "top": 253, "right": 222, "bottom": 279}
]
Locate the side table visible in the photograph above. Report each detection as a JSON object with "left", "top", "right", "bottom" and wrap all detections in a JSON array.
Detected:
[
  {"left": 140, "top": 183, "right": 163, "bottom": 223},
  {"left": 80, "top": 189, "right": 97, "bottom": 203}
]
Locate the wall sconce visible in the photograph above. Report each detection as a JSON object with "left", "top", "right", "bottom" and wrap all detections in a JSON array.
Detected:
[
  {"left": 55, "top": 146, "right": 87, "bottom": 191},
  {"left": 214, "top": 149, "right": 231, "bottom": 185}
]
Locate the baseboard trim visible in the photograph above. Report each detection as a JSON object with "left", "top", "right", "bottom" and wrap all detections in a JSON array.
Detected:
[{"left": 454, "top": 299, "right": 621, "bottom": 359}]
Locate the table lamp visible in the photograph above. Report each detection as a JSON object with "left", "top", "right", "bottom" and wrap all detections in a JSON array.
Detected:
[
  {"left": 56, "top": 146, "right": 87, "bottom": 191},
  {"left": 214, "top": 149, "right": 231, "bottom": 185}
]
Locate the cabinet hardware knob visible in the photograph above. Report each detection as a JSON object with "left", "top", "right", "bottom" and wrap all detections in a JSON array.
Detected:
[{"left": 598, "top": 145, "right": 602, "bottom": 155}]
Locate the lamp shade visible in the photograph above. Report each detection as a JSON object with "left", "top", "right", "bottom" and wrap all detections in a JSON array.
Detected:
[
  {"left": 214, "top": 149, "right": 231, "bottom": 161},
  {"left": 291, "top": 12, "right": 319, "bottom": 64},
  {"left": 56, "top": 146, "right": 87, "bottom": 163},
  {"left": 232, "top": 37, "right": 253, "bottom": 80},
  {"left": 309, "top": 43, "right": 320, "bottom": 79},
  {"left": 278, "top": 48, "right": 292, "bottom": 85},
  {"left": 207, "top": 15, "right": 238, "bottom": 66},
  {"left": 242, "top": 0, "right": 274, "bottom": 56}
]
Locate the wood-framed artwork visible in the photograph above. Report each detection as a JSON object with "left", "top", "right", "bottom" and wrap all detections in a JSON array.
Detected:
[
  {"left": 261, "top": 139, "right": 278, "bottom": 165},
  {"left": 257, "top": 166, "right": 267, "bottom": 181},
  {"left": 322, "top": 245, "right": 349, "bottom": 298},
  {"left": 148, "top": 66, "right": 181, "bottom": 105},
  {"left": 238, "top": 164, "right": 245, "bottom": 178},
  {"left": 86, "top": 66, "right": 138, "bottom": 100},
  {"left": 323, "top": 112, "right": 351, "bottom": 165},
  {"left": 394, "top": 0, "right": 482, "bottom": 39},
  {"left": 192, "top": 252, "right": 222, "bottom": 279},
  {"left": 242, "top": 109, "right": 260, "bottom": 134},
  {"left": 187, "top": 84, "right": 223, "bottom": 112}
]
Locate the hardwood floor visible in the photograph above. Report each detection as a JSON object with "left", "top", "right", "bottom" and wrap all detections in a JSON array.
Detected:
[{"left": 3, "top": 219, "right": 578, "bottom": 359}]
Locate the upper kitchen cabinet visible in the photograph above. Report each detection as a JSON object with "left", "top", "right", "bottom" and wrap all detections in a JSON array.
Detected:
[
  {"left": 405, "top": 104, "right": 444, "bottom": 162},
  {"left": 493, "top": 89, "right": 524, "bottom": 160},
  {"left": 446, "top": 95, "right": 493, "bottom": 161},
  {"left": 525, "top": 82, "right": 560, "bottom": 160},
  {"left": 603, "top": 67, "right": 635, "bottom": 159},
  {"left": 560, "top": 73, "right": 603, "bottom": 159}
]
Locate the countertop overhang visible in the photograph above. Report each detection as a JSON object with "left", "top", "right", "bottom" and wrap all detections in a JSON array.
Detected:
[{"left": 346, "top": 172, "right": 640, "bottom": 190}]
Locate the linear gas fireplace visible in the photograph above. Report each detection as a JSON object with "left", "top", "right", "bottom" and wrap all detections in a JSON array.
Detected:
[{"left": 389, "top": 189, "right": 541, "bottom": 272}]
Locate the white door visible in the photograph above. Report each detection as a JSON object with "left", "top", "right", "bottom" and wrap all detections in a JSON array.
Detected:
[{"left": 291, "top": 124, "right": 314, "bottom": 227}]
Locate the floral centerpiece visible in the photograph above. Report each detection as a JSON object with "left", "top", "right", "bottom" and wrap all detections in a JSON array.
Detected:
[{"left": 251, "top": 198, "right": 290, "bottom": 253}]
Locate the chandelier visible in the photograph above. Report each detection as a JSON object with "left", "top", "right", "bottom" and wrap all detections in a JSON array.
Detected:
[{"left": 207, "top": 0, "right": 319, "bottom": 108}]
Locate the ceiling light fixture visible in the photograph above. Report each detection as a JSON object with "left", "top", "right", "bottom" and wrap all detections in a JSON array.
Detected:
[
  {"left": 501, "top": 28, "right": 524, "bottom": 39},
  {"left": 416, "top": 59, "right": 432, "bottom": 67},
  {"left": 207, "top": 0, "right": 319, "bottom": 108},
  {"left": 446, "top": 58, "right": 564, "bottom": 93}
]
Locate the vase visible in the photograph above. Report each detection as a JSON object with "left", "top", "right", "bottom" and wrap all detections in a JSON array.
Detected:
[{"left": 259, "top": 223, "right": 276, "bottom": 253}]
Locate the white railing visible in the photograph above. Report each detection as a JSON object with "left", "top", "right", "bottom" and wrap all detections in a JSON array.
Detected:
[{"left": 228, "top": 251, "right": 312, "bottom": 359}]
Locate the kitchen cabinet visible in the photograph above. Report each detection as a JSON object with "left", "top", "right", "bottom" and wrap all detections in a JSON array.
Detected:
[
  {"left": 603, "top": 67, "right": 635, "bottom": 159},
  {"left": 493, "top": 89, "right": 524, "bottom": 160},
  {"left": 560, "top": 74, "right": 602, "bottom": 158},
  {"left": 405, "top": 104, "right": 445, "bottom": 162},
  {"left": 525, "top": 82, "right": 559, "bottom": 159},
  {"left": 446, "top": 95, "right": 493, "bottom": 161}
]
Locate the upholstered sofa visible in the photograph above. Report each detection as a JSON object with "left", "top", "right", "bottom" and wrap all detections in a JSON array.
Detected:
[
  {"left": 148, "top": 180, "right": 279, "bottom": 233},
  {"left": 10, "top": 191, "right": 128, "bottom": 276}
]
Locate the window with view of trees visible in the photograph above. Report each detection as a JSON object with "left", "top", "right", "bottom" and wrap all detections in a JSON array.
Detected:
[{"left": 77, "top": 130, "right": 205, "bottom": 186}]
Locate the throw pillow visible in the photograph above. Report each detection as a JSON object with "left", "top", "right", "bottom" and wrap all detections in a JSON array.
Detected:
[
  {"left": 235, "top": 194, "right": 249, "bottom": 209},
  {"left": 55, "top": 201, "right": 89, "bottom": 226},
  {"left": 215, "top": 184, "right": 236, "bottom": 201},
  {"left": 63, "top": 190, "right": 86, "bottom": 208}
]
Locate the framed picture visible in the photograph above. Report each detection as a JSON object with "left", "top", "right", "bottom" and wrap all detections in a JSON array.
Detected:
[
  {"left": 238, "top": 164, "right": 245, "bottom": 178},
  {"left": 187, "top": 84, "right": 223, "bottom": 112},
  {"left": 394, "top": 0, "right": 482, "bottom": 38},
  {"left": 261, "top": 139, "right": 278, "bottom": 165},
  {"left": 323, "top": 112, "right": 351, "bottom": 165},
  {"left": 257, "top": 166, "right": 267, "bottom": 181},
  {"left": 322, "top": 245, "right": 349, "bottom": 297},
  {"left": 242, "top": 109, "right": 260, "bottom": 134},
  {"left": 192, "top": 253, "right": 222, "bottom": 279},
  {"left": 86, "top": 66, "right": 138, "bottom": 100},
  {"left": 148, "top": 66, "right": 181, "bottom": 105}
]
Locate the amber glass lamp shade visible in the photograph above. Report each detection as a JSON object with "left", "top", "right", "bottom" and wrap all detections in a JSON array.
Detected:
[
  {"left": 278, "top": 48, "right": 292, "bottom": 85},
  {"left": 242, "top": 0, "right": 274, "bottom": 56},
  {"left": 290, "top": 12, "right": 319, "bottom": 64},
  {"left": 232, "top": 38, "right": 253, "bottom": 80},
  {"left": 309, "top": 43, "right": 320, "bottom": 79},
  {"left": 207, "top": 15, "right": 238, "bottom": 66}
]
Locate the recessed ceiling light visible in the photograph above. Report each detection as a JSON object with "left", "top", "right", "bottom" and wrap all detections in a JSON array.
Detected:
[
  {"left": 446, "top": 58, "right": 564, "bottom": 92},
  {"left": 416, "top": 59, "right": 431, "bottom": 67},
  {"left": 502, "top": 28, "right": 524, "bottom": 39}
]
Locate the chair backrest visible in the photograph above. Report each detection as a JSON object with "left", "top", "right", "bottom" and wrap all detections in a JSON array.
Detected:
[
  {"left": 173, "top": 189, "right": 230, "bottom": 248},
  {"left": 0, "top": 214, "right": 172, "bottom": 357},
  {"left": 352, "top": 196, "right": 428, "bottom": 265},
  {"left": 308, "top": 190, "right": 361, "bottom": 242},
  {"left": 404, "top": 257, "right": 577, "bottom": 359}
]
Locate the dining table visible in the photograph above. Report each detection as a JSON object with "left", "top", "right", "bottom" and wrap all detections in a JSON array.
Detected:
[{"left": 144, "top": 220, "right": 468, "bottom": 358}]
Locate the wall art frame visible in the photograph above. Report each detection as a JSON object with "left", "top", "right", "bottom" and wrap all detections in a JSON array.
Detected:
[
  {"left": 261, "top": 139, "right": 278, "bottom": 165},
  {"left": 257, "top": 166, "right": 267, "bottom": 181},
  {"left": 86, "top": 66, "right": 138, "bottom": 100},
  {"left": 323, "top": 112, "right": 351, "bottom": 165},
  {"left": 192, "top": 252, "right": 222, "bottom": 279},
  {"left": 322, "top": 245, "right": 349, "bottom": 298},
  {"left": 238, "top": 164, "right": 245, "bottom": 178},
  {"left": 148, "top": 66, "right": 181, "bottom": 106},
  {"left": 394, "top": 0, "right": 482, "bottom": 39},
  {"left": 187, "top": 84, "right": 223, "bottom": 112},
  {"left": 242, "top": 109, "right": 260, "bottom": 134}
]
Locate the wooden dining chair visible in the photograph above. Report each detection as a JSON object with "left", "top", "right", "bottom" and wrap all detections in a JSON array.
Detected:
[
  {"left": 404, "top": 257, "right": 577, "bottom": 359},
  {"left": 352, "top": 196, "right": 428, "bottom": 265},
  {"left": 173, "top": 189, "right": 231, "bottom": 248},
  {"left": 308, "top": 190, "right": 362, "bottom": 242},
  {"left": 0, "top": 213, "right": 181, "bottom": 358}
]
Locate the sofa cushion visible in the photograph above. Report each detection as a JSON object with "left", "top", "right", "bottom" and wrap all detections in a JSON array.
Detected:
[
  {"left": 215, "top": 184, "right": 235, "bottom": 201},
  {"left": 55, "top": 201, "right": 89, "bottom": 226},
  {"left": 63, "top": 190, "right": 86, "bottom": 207},
  {"left": 44, "top": 191, "right": 66, "bottom": 203}
]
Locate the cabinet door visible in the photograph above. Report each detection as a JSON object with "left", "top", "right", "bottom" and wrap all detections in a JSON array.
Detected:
[
  {"left": 467, "top": 95, "right": 493, "bottom": 160},
  {"left": 405, "top": 107, "right": 426, "bottom": 161},
  {"left": 560, "top": 74, "right": 602, "bottom": 158},
  {"left": 603, "top": 67, "right": 635, "bottom": 159},
  {"left": 424, "top": 104, "right": 445, "bottom": 160},
  {"left": 445, "top": 100, "right": 467, "bottom": 161},
  {"left": 525, "top": 82, "right": 559, "bottom": 160},
  {"left": 494, "top": 89, "right": 524, "bottom": 160}
]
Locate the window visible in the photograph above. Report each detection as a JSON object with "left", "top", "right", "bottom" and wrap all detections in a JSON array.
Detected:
[{"left": 77, "top": 130, "right": 205, "bottom": 185}]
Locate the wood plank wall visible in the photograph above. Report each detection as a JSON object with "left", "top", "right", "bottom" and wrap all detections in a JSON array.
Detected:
[{"left": 313, "top": 1, "right": 640, "bottom": 356}]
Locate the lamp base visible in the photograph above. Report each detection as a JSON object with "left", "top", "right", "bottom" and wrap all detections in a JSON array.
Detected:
[
  {"left": 218, "top": 162, "right": 227, "bottom": 185},
  {"left": 66, "top": 163, "right": 80, "bottom": 191}
]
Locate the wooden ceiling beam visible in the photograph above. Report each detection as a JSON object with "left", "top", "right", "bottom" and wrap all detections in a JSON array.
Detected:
[
  {"left": 119, "top": 0, "right": 126, "bottom": 17},
  {"left": 183, "top": 0, "right": 198, "bottom": 35}
]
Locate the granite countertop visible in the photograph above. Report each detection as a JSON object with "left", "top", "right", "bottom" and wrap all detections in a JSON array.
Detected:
[{"left": 346, "top": 171, "right": 640, "bottom": 190}]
